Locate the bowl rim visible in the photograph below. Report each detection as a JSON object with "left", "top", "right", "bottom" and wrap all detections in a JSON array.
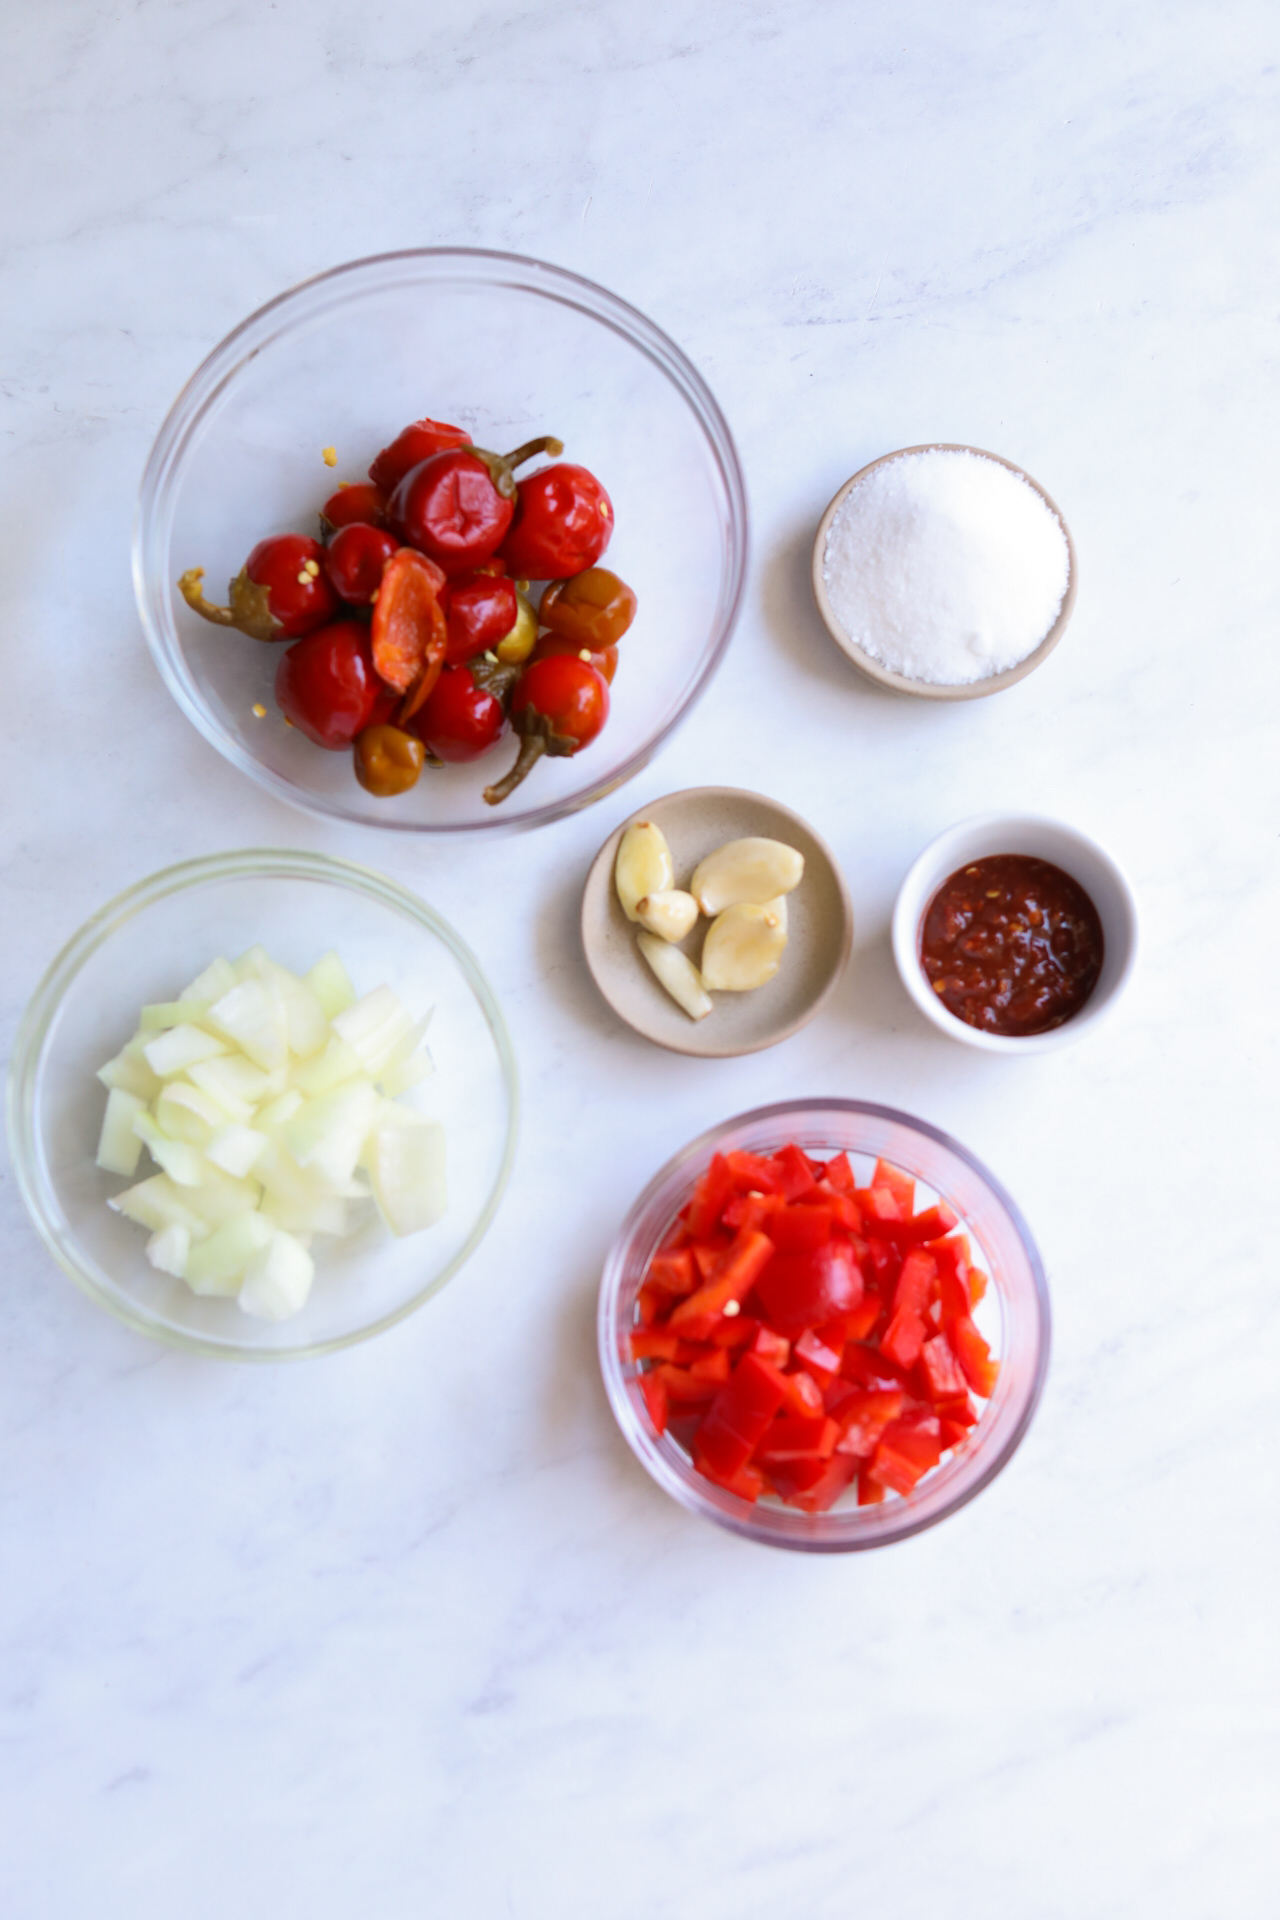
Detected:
[
  {"left": 133, "top": 246, "right": 750, "bottom": 833},
  {"left": 891, "top": 811, "right": 1140, "bottom": 1053},
  {"left": 5, "top": 847, "right": 520, "bottom": 1360},
  {"left": 810, "top": 443, "right": 1077, "bottom": 700},
  {"left": 580, "top": 784, "right": 855, "bottom": 1058},
  {"left": 598, "top": 1096, "right": 1051, "bottom": 1552}
]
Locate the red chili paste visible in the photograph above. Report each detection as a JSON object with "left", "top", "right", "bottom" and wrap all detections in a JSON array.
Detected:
[{"left": 920, "top": 855, "right": 1103, "bottom": 1037}]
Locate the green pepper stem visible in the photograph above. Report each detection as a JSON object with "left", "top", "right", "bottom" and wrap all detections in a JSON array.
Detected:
[
  {"left": 501, "top": 435, "right": 564, "bottom": 470},
  {"left": 483, "top": 734, "right": 545, "bottom": 806},
  {"left": 178, "top": 568, "right": 237, "bottom": 627},
  {"left": 470, "top": 436, "right": 565, "bottom": 501}
]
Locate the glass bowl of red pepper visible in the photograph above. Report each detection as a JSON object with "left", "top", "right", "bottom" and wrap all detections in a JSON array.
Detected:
[
  {"left": 135, "top": 249, "right": 748, "bottom": 832},
  {"left": 598, "top": 1099, "right": 1049, "bottom": 1551}
]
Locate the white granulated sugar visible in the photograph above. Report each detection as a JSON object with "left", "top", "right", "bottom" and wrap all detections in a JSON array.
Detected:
[{"left": 822, "top": 449, "right": 1070, "bottom": 685}]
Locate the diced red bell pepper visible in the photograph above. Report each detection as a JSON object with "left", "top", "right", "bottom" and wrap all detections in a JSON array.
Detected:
[
  {"left": 840, "top": 1341, "right": 909, "bottom": 1389},
  {"left": 639, "top": 1371, "right": 668, "bottom": 1436},
  {"left": 893, "top": 1247, "right": 938, "bottom": 1316},
  {"left": 686, "top": 1154, "right": 734, "bottom": 1238},
  {"left": 833, "top": 1387, "right": 905, "bottom": 1458},
  {"left": 628, "top": 1328, "right": 682, "bottom": 1362},
  {"left": 871, "top": 1158, "right": 915, "bottom": 1214},
  {"left": 841, "top": 1297, "right": 882, "bottom": 1342},
  {"left": 693, "top": 1352, "right": 789, "bottom": 1480},
  {"left": 969, "top": 1267, "right": 988, "bottom": 1307},
  {"left": 668, "top": 1230, "right": 776, "bottom": 1337},
  {"left": 863, "top": 1237, "right": 902, "bottom": 1290},
  {"left": 881, "top": 1303, "right": 928, "bottom": 1370},
  {"left": 919, "top": 1332, "right": 968, "bottom": 1402},
  {"left": 692, "top": 1453, "right": 765, "bottom": 1502},
  {"left": 856, "top": 1185, "right": 909, "bottom": 1225},
  {"left": 692, "top": 1240, "right": 731, "bottom": 1282},
  {"left": 939, "top": 1416, "right": 974, "bottom": 1449},
  {"left": 636, "top": 1281, "right": 665, "bottom": 1327},
  {"left": 774, "top": 1453, "right": 858, "bottom": 1513},
  {"left": 655, "top": 1363, "right": 720, "bottom": 1405},
  {"left": 869, "top": 1413, "right": 944, "bottom": 1494},
  {"left": 777, "top": 1366, "right": 826, "bottom": 1418},
  {"left": 755, "top": 1240, "right": 863, "bottom": 1340},
  {"left": 752, "top": 1326, "right": 791, "bottom": 1367},
  {"left": 756, "top": 1414, "right": 839, "bottom": 1465},
  {"left": 710, "top": 1313, "right": 761, "bottom": 1349},
  {"left": 770, "top": 1143, "right": 817, "bottom": 1199},
  {"left": 724, "top": 1150, "right": 787, "bottom": 1195},
  {"left": 822, "top": 1151, "right": 857, "bottom": 1195},
  {"left": 950, "top": 1315, "right": 999, "bottom": 1398},
  {"left": 868, "top": 1203, "right": 959, "bottom": 1246},
  {"left": 764, "top": 1205, "right": 836, "bottom": 1254},
  {"left": 646, "top": 1248, "right": 697, "bottom": 1295},
  {"left": 794, "top": 1326, "right": 844, "bottom": 1389},
  {"left": 689, "top": 1348, "right": 731, "bottom": 1385},
  {"left": 857, "top": 1471, "right": 885, "bottom": 1506},
  {"left": 721, "top": 1190, "right": 784, "bottom": 1232},
  {"left": 926, "top": 1235, "right": 970, "bottom": 1289},
  {"left": 936, "top": 1392, "right": 978, "bottom": 1430}
]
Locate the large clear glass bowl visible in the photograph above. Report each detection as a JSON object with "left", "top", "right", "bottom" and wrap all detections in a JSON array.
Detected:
[
  {"left": 7, "top": 851, "right": 518, "bottom": 1359},
  {"left": 134, "top": 249, "right": 748, "bottom": 832},
  {"left": 598, "top": 1100, "right": 1049, "bottom": 1551}
]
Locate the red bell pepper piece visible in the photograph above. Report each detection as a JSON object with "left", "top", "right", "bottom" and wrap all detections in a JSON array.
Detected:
[
  {"left": 841, "top": 1297, "right": 882, "bottom": 1342},
  {"left": 841, "top": 1341, "right": 909, "bottom": 1389},
  {"left": 936, "top": 1392, "right": 978, "bottom": 1430},
  {"left": 693, "top": 1454, "right": 765, "bottom": 1502},
  {"left": 686, "top": 1154, "right": 734, "bottom": 1238},
  {"left": 774, "top": 1453, "right": 858, "bottom": 1513},
  {"left": 856, "top": 1185, "right": 908, "bottom": 1226},
  {"left": 655, "top": 1363, "right": 720, "bottom": 1405},
  {"left": 950, "top": 1315, "right": 1000, "bottom": 1398},
  {"left": 833, "top": 1387, "right": 905, "bottom": 1458},
  {"left": 764, "top": 1204, "right": 835, "bottom": 1253},
  {"left": 770, "top": 1143, "right": 817, "bottom": 1199},
  {"left": 880, "top": 1303, "right": 928, "bottom": 1371},
  {"left": 863, "top": 1237, "right": 902, "bottom": 1291},
  {"left": 689, "top": 1348, "right": 731, "bottom": 1385},
  {"left": 692, "top": 1240, "right": 731, "bottom": 1281},
  {"left": 756, "top": 1414, "right": 839, "bottom": 1464},
  {"left": 794, "top": 1326, "right": 844, "bottom": 1389},
  {"left": 869, "top": 1202, "right": 959, "bottom": 1246},
  {"left": 919, "top": 1332, "right": 968, "bottom": 1402},
  {"left": 857, "top": 1471, "right": 885, "bottom": 1506},
  {"left": 925, "top": 1235, "right": 970, "bottom": 1288},
  {"left": 668, "top": 1230, "right": 775, "bottom": 1337},
  {"left": 869, "top": 1413, "right": 944, "bottom": 1494},
  {"left": 777, "top": 1367, "right": 826, "bottom": 1418},
  {"left": 871, "top": 1158, "right": 915, "bottom": 1214},
  {"left": 639, "top": 1371, "right": 668, "bottom": 1436},
  {"left": 710, "top": 1314, "right": 762, "bottom": 1349},
  {"left": 635, "top": 1281, "right": 664, "bottom": 1327},
  {"left": 893, "top": 1247, "right": 938, "bottom": 1317},
  {"left": 645, "top": 1248, "right": 696, "bottom": 1295},
  {"left": 755, "top": 1240, "right": 863, "bottom": 1340},
  {"left": 628, "top": 1329, "right": 682, "bottom": 1362},
  {"left": 724, "top": 1150, "right": 787, "bottom": 1195},
  {"left": 752, "top": 1326, "right": 791, "bottom": 1367},
  {"left": 721, "top": 1190, "right": 784, "bottom": 1232},
  {"left": 693, "top": 1352, "right": 789, "bottom": 1481},
  {"left": 822, "top": 1151, "right": 857, "bottom": 1195}
]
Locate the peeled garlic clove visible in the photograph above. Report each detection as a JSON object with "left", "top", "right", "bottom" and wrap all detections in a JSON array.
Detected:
[
  {"left": 636, "top": 931, "right": 713, "bottom": 1021},
  {"left": 690, "top": 838, "right": 805, "bottom": 916},
  {"left": 615, "top": 822, "right": 675, "bottom": 921},
  {"left": 634, "top": 889, "right": 699, "bottom": 943},
  {"left": 700, "top": 901, "right": 788, "bottom": 991}
]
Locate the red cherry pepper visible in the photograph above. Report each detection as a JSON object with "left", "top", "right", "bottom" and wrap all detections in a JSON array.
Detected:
[
  {"left": 179, "top": 533, "right": 338, "bottom": 640},
  {"left": 499, "top": 464, "right": 614, "bottom": 579},
  {"left": 320, "top": 482, "right": 388, "bottom": 533},
  {"left": 275, "top": 620, "right": 393, "bottom": 748},
  {"left": 482, "top": 653, "right": 609, "bottom": 806},
  {"left": 368, "top": 417, "right": 471, "bottom": 495},
  {"left": 441, "top": 571, "right": 518, "bottom": 664},
  {"left": 389, "top": 436, "right": 563, "bottom": 577},
  {"left": 528, "top": 630, "right": 618, "bottom": 684},
  {"left": 324, "top": 523, "right": 401, "bottom": 606},
  {"left": 412, "top": 661, "right": 511, "bottom": 763},
  {"left": 369, "top": 549, "right": 448, "bottom": 713}
]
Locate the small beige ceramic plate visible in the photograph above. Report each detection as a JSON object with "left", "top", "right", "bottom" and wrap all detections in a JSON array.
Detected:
[
  {"left": 582, "top": 788, "right": 853, "bottom": 1057},
  {"left": 811, "top": 443, "right": 1078, "bottom": 701}
]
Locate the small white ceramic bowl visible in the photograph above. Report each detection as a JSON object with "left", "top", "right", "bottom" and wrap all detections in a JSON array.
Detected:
[{"left": 892, "top": 814, "right": 1138, "bottom": 1054}]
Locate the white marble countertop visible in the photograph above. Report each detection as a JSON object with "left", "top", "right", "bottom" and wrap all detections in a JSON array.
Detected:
[{"left": 3, "top": 4, "right": 1278, "bottom": 1913}]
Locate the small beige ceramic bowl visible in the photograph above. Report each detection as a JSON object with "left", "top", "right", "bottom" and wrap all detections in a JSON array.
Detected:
[
  {"left": 811, "top": 444, "right": 1077, "bottom": 701},
  {"left": 582, "top": 788, "right": 853, "bottom": 1058}
]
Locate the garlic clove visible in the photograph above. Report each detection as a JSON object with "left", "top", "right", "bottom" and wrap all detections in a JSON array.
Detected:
[
  {"left": 690, "top": 838, "right": 805, "bottom": 916},
  {"left": 699, "top": 901, "right": 789, "bottom": 992},
  {"left": 634, "top": 889, "right": 699, "bottom": 943},
  {"left": 636, "top": 931, "right": 713, "bottom": 1021},
  {"left": 615, "top": 822, "right": 675, "bottom": 922}
]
